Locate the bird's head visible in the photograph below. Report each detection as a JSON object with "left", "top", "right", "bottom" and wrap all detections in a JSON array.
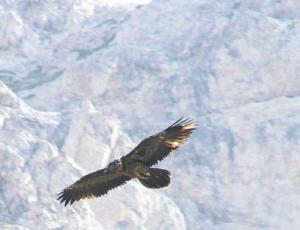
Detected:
[{"left": 108, "top": 159, "right": 123, "bottom": 171}]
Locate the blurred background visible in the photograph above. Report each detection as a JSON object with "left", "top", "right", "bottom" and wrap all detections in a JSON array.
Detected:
[{"left": 0, "top": 0, "right": 300, "bottom": 229}]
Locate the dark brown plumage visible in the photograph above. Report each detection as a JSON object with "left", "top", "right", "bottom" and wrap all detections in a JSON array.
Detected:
[{"left": 57, "top": 118, "right": 197, "bottom": 206}]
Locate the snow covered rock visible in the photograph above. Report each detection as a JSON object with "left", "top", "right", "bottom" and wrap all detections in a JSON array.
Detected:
[{"left": 1, "top": 0, "right": 300, "bottom": 229}]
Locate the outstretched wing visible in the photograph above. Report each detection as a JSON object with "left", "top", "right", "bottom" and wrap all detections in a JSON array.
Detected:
[
  {"left": 57, "top": 166, "right": 131, "bottom": 206},
  {"left": 125, "top": 118, "right": 197, "bottom": 166}
]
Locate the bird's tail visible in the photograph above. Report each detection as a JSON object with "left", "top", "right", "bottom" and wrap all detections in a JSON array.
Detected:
[{"left": 139, "top": 168, "right": 171, "bottom": 189}]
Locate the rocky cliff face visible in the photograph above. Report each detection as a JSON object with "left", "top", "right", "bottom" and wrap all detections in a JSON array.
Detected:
[{"left": 1, "top": 0, "right": 300, "bottom": 229}]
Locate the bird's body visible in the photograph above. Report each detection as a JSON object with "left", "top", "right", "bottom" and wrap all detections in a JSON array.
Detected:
[{"left": 57, "top": 118, "right": 197, "bottom": 206}]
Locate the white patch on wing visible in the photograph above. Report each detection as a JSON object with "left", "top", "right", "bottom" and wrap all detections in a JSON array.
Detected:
[
  {"left": 182, "top": 123, "right": 197, "bottom": 130},
  {"left": 83, "top": 194, "right": 96, "bottom": 199},
  {"left": 165, "top": 141, "right": 180, "bottom": 148}
]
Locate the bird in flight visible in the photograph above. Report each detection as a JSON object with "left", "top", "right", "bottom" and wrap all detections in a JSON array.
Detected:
[{"left": 57, "top": 118, "right": 197, "bottom": 206}]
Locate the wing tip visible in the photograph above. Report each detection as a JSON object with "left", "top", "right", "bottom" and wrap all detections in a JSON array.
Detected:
[
  {"left": 170, "top": 117, "right": 198, "bottom": 130},
  {"left": 57, "top": 189, "right": 75, "bottom": 207},
  {"left": 161, "top": 117, "right": 197, "bottom": 150}
]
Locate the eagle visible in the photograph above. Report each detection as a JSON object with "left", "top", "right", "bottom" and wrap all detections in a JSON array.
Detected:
[{"left": 57, "top": 118, "right": 197, "bottom": 206}]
